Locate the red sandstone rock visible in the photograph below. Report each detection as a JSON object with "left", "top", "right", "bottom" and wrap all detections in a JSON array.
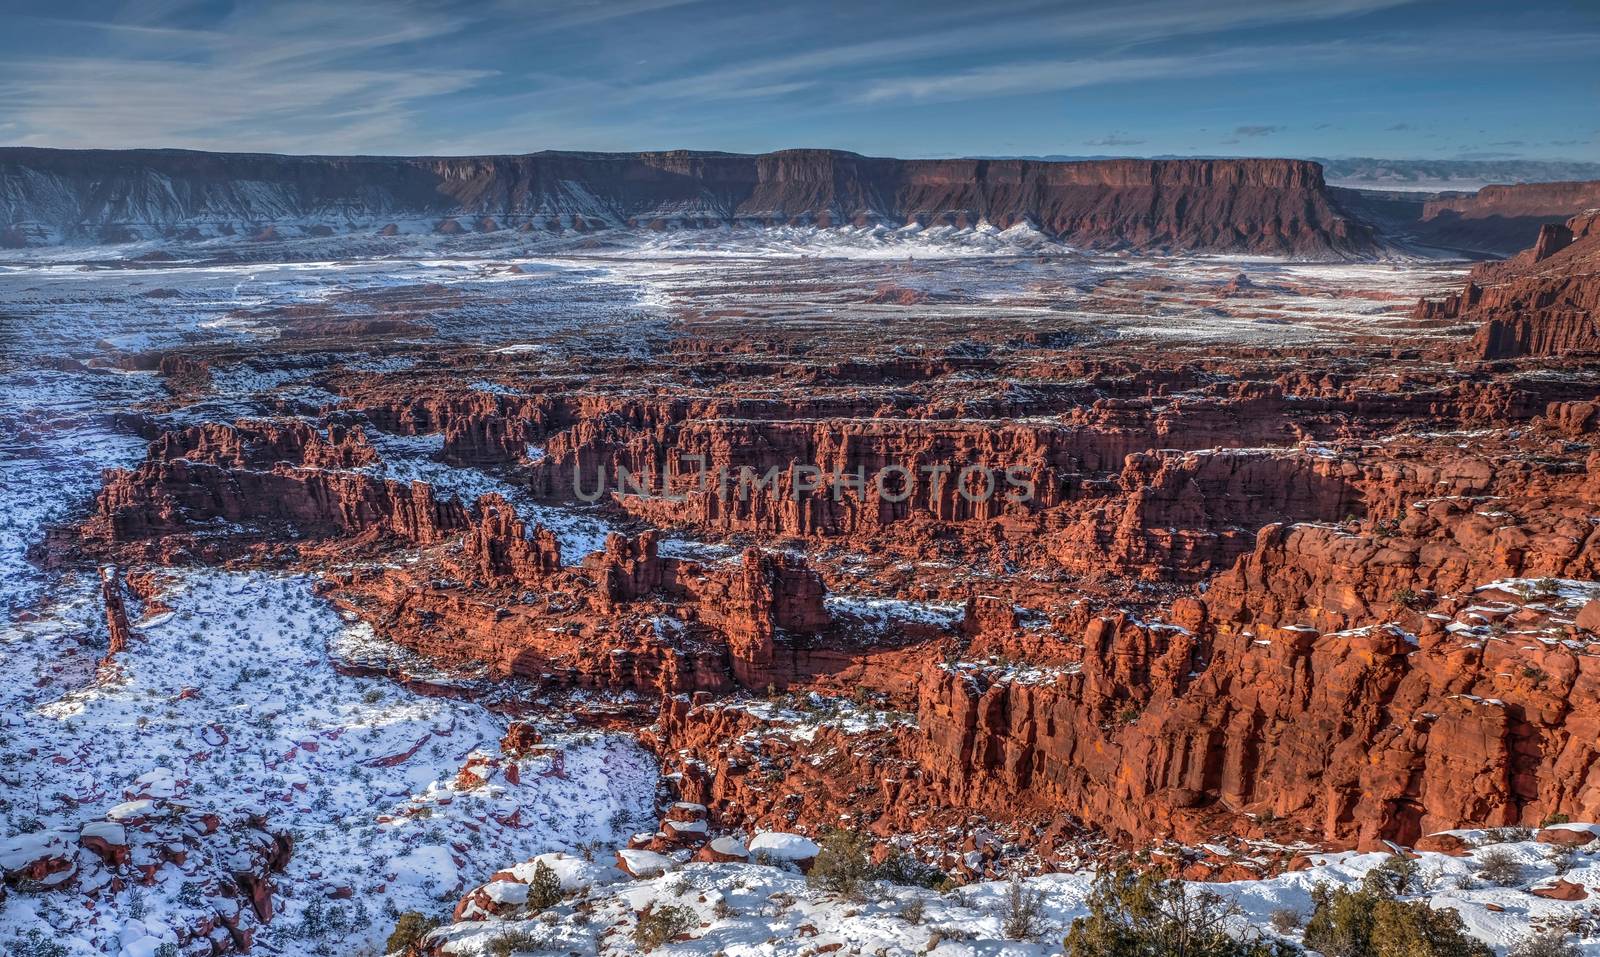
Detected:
[
  {"left": 1416, "top": 211, "right": 1600, "bottom": 358},
  {"left": 500, "top": 722, "right": 542, "bottom": 757},
  {"left": 1577, "top": 600, "right": 1600, "bottom": 634},
  {"left": 1537, "top": 825, "right": 1599, "bottom": 846},
  {"left": 1530, "top": 880, "right": 1589, "bottom": 901},
  {"left": 1414, "top": 833, "right": 1472, "bottom": 855},
  {"left": 100, "top": 566, "right": 133, "bottom": 662}
]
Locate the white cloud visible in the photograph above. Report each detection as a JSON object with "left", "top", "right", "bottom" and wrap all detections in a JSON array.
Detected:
[{"left": 0, "top": 1, "right": 490, "bottom": 152}]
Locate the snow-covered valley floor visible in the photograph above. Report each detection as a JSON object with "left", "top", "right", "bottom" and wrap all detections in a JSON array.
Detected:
[{"left": 0, "top": 570, "right": 659, "bottom": 956}]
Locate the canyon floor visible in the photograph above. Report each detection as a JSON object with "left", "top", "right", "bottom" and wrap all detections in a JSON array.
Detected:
[{"left": 3, "top": 227, "right": 1599, "bottom": 956}]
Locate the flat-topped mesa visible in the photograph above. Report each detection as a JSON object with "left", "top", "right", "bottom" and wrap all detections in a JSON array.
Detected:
[
  {"left": 0, "top": 147, "right": 1378, "bottom": 256},
  {"left": 1416, "top": 209, "right": 1600, "bottom": 358}
]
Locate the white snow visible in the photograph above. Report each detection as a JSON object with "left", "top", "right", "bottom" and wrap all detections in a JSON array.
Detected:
[
  {"left": 747, "top": 832, "right": 821, "bottom": 862},
  {"left": 0, "top": 570, "right": 658, "bottom": 955}
]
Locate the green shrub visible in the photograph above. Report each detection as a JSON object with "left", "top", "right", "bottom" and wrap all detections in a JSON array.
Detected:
[
  {"left": 870, "top": 850, "right": 948, "bottom": 889},
  {"left": 526, "top": 859, "right": 563, "bottom": 911},
  {"left": 1063, "top": 865, "right": 1291, "bottom": 957},
  {"left": 485, "top": 929, "right": 540, "bottom": 957},
  {"left": 1303, "top": 881, "right": 1492, "bottom": 957},
  {"left": 384, "top": 912, "right": 439, "bottom": 956},
  {"left": 806, "top": 828, "right": 873, "bottom": 899},
  {"left": 632, "top": 901, "right": 698, "bottom": 951},
  {"left": 1364, "top": 854, "right": 1422, "bottom": 896}
]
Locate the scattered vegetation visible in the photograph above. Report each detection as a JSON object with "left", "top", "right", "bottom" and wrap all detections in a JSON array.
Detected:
[
  {"left": 1268, "top": 908, "right": 1302, "bottom": 934},
  {"left": 384, "top": 911, "right": 440, "bottom": 956},
  {"left": 632, "top": 901, "right": 699, "bottom": 951},
  {"left": 1303, "top": 869, "right": 1492, "bottom": 957},
  {"left": 1509, "top": 929, "right": 1582, "bottom": 957},
  {"left": 8, "top": 930, "right": 71, "bottom": 957},
  {"left": 485, "top": 929, "right": 541, "bottom": 957},
  {"left": 1476, "top": 825, "right": 1535, "bottom": 846},
  {"left": 1476, "top": 846, "right": 1526, "bottom": 886},
  {"left": 1062, "top": 865, "right": 1291, "bottom": 957},
  {"left": 806, "top": 828, "right": 874, "bottom": 899}
]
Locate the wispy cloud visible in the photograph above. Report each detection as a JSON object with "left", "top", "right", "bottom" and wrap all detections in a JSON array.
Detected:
[
  {"left": 1085, "top": 133, "right": 1145, "bottom": 147},
  {"left": 1, "top": 2, "right": 490, "bottom": 152},
  {"left": 0, "top": 0, "right": 1594, "bottom": 158}
]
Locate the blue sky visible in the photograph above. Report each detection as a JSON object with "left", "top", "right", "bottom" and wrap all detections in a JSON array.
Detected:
[{"left": 0, "top": 0, "right": 1595, "bottom": 159}]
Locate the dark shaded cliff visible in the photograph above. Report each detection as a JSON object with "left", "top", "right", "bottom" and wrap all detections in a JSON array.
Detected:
[
  {"left": 1417, "top": 180, "right": 1600, "bottom": 256},
  {"left": 0, "top": 147, "right": 1377, "bottom": 256}
]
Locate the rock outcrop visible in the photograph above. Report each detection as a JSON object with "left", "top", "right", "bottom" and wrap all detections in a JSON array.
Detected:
[
  {"left": 77, "top": 421, "right": 465, "bottom": 557},
  {"left": 1416, "top": 210, "right": 1600, "bottom": 358},
  {"left": 0, "top": 800, "right": 290, "bottom": 954}
]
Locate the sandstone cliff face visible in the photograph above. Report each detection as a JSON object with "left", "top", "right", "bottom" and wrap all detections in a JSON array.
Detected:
[
  {"left": 1416, "top": 210, "right": 1600, "bottom": 358},
  {"left": 1419, "top": 180, "right": 1600, "bottom": 254},
  {"left": 79, "top": 422, "right": 466, "bottom": 556},
  {"left": 0, "top": 147, "right": 1377, "bottom": 255}
]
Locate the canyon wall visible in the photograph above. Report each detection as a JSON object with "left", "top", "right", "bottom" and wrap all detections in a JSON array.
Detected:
[
  {"left": 0, "top": 147, "right": 1376, "bottom": 255},
  {"left": 1417, "top": 210, "right": 1600, "bottom": 358},
  {"left": 1418, "top": 180, "right": 1600, "bottom": 255}
]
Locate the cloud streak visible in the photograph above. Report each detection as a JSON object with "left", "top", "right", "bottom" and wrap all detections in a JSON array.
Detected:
[{"left": 0, "top": 0, "right": 1594, "bottom": 159}]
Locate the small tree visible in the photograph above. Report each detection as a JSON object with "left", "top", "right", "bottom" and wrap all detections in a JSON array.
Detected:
[
  {"left": 384, "top": 912, "right": 439, "bottom": 956},
  {"left": 526, "top": 859, "right": 563, "bottom": 911},
  {"left": 806, "top": 828, "right": 873, "bottom": 899},
  {"left": 632, "top": 901, "right": 698, "bottom": 951}
]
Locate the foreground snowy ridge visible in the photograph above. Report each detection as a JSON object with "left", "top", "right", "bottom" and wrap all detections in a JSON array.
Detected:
[{"left": 431, "top": 830, "right": 1600, "bottom": 956}]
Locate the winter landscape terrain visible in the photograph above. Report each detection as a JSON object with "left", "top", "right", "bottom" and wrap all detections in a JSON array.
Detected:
[{"left": 3, "top": 146, "right": 1600, "bottom": 957}]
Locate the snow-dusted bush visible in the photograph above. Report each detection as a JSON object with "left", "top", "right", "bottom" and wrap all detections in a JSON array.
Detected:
[
  {"left": 631, "top": 901, "right": 697, "bottom": 951},
  {"left": 1063, "top": 866, "right": 1287, "bottom": 957},
  {"left": 805, "top": 828, "right": 872, "bottom": 899}
]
